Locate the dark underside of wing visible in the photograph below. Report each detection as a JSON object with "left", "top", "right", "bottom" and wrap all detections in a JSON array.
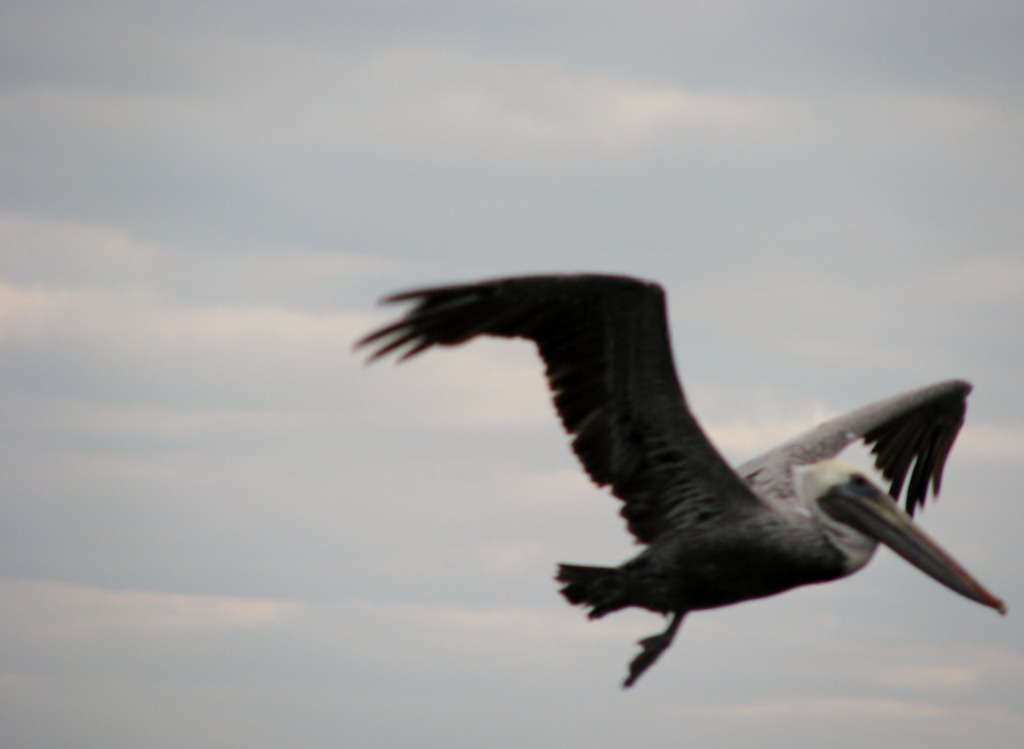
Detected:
[
  {"left": 357, "top": 273, "right": 759, "bottom": 543},
  {"left": 863, "top": 381, "right": 970, "bottom": 516}
]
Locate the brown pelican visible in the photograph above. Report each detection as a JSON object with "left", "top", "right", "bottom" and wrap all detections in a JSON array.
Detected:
[{"left": 356, "top": 273, "right": 1006, "bottom": 687}]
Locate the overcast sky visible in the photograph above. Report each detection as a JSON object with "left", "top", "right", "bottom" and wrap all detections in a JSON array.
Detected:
[{"left": 2, "top": 2, "right": 1023, "bottom": 748}]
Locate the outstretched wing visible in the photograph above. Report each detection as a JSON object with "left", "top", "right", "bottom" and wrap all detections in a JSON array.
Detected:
[
  {"left": 739, "top": 380, "right": 971, "bottom": 515},
  {"left": 357, "top": 274, "right": 760, "bottom": 543}
]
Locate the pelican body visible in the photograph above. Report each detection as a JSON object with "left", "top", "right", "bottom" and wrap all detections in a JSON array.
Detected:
[{"left": 357, "top": 273, "right": 1005, "bottom": 687}]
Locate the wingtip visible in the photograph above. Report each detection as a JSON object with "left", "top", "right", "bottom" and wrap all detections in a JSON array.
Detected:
[{"left": 351, "top": 330, "right": 386, "bottom": 364}]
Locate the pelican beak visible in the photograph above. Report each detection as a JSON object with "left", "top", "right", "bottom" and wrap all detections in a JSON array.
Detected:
[{"left": 820, "top": 487, "right": 1006, "bottom": 615}]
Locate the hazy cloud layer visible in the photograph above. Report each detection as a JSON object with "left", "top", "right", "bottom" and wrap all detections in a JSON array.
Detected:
[{"left": 2, "top": 3, "right": 1023, "bottom": 748}]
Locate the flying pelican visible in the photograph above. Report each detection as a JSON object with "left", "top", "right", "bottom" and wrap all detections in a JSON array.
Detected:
[{"left": 356, "top": 273, "right": 1006, "bottom": 687}]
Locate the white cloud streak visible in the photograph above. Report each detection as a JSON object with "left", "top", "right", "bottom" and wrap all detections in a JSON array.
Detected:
[{"left": 2, "top": 578, "right": 296, "bottom": 636}]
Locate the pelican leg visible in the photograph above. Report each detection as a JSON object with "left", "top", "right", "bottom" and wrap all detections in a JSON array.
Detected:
[{"left": 623, "top": 611, "right": 685, "bottom": 688}]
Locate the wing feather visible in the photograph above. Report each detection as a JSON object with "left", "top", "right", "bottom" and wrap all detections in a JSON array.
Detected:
[
  {"left": 740, "top": 380, "right": 970, "bottom": 515},
  {"left": 357, "top": 274, "right": 759, "bottom": 542}
]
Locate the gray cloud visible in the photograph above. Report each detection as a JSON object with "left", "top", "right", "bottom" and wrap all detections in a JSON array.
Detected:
[{"left": 1, "top": 2, "right": 1023, "bottom": 748}]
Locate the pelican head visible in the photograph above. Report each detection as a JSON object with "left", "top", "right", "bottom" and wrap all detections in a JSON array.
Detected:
[{"left": 799, "top": 460, "right": 1006, "bottom": 614}]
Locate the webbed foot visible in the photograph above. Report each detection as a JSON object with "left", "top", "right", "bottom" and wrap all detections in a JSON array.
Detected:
[{"left": 623, "top": 611, "right": 684, "bottom": 688}]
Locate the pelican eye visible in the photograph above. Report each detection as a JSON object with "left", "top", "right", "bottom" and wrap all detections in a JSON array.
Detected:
[{"left": 843, "top": 472, "right": 883, "bottom": 501}]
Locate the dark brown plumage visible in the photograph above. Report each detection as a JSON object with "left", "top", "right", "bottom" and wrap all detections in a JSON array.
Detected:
[{"left": 357, "top": 273, "right": 1002, "bottom": 687}]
